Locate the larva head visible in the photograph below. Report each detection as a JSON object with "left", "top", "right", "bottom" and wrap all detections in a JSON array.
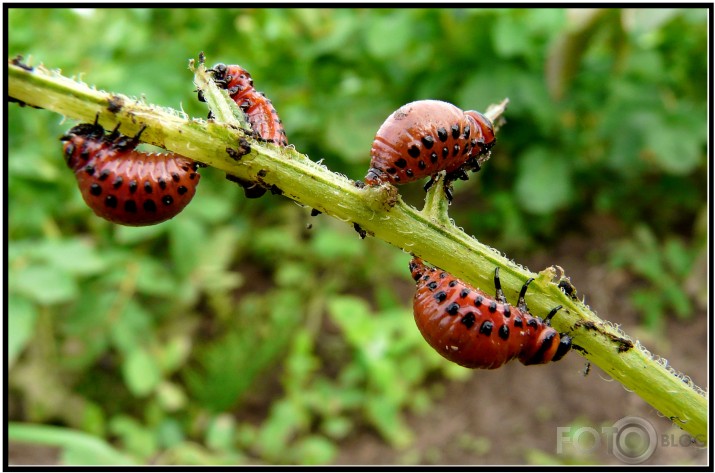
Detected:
[
  {"left": 209, "top": 63, "right": 254, "bottom": 91},
  {"left": 61, "top": 122, "right": 108, "bottom": 171},
  {"left": 519, "top": 328, "right": 572, "bottom": 365},
  {"left": 364, "top": 167, "right": 387, "bottom": 186},
  {"left": 464, "top": 110, "right": 496, "bottom": 154},
  {"left": 61, "top": 122, "right": 200, "bottom": 226},
  {"left": 409, "top": 257, "right": 427, "bottom": 281}
]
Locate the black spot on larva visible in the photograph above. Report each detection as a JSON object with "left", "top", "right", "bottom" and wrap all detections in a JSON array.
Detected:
[
  {"left": 98, "top": 169, "right": 111, "bottom": 181},
  {"left": 124, "top": 200, "right": 137, "bottom": 212},
  {"left": 177, "top": 186, "right": 188, "bottom": 195},
  {"left": 463, "top": 125, "right": 470, "bottom": 139},
  {"left": 158, "top": 178, "right": 167, "bottom": 190},
  {"left": 427, "top": 281, "right": 438, "bottom": 290},
  {"left": 480, "top": 320, "right": 493, "bottom": 336},
  {"left": 448, "top": 280, "right": 458, "bottom": 287},
  {"left": 527, "top": 318, "right": 538, "bottom": 329},
  {"left": 406, "top": 169, "right": 414, "bottom": 177},
  {"left": 421, "top": 274, "right": 430, "bottom": 281},
  {"left": 113, "top": 176, "right": 123, "bottom": 189},
  {"left": 129, "top": 180, "right": 138, "bottom": 194},
  {"left": 421, "top": 136, "right": 434, "bottom": 149},
  {"left": 143, "top": 199, "right": 157, "bottom": 212},
  {"left": 446, "top": 302, "right": 460, "bottom": 315},
  {"left": 144, "top": 182, "right": 153, "bottom": 194},
  {"left": 408, "top": 145, "right": 420, "bottom": 158},
  {"left": 162, "top": 195, "right": 173, "bottom": 206},
  {"left": 189, "top": 173, "right": 197, "bottom": 180},
  {"left": 437, "top": 128, "right": 448, "bottom": 142},
  {"left": 418, "top": 160, "right": 426, "bottom": 170},
  {"left": 84, "top": 165, "right": 95, "bottom": 176},
  {"left": 460, "top": 288, "right": 470, "bottom": 298},
  {"left": 475, "top": 295, "right": 483, "bottom": 307},
  {"left": 439, "top": 272, "right": 447, "bottom": 279},
  {"left": 386, "top": 167, "right": 397, "bottom": 174},
  {"left": 105, "top": 195, "right": 118, "bottom": 208},
  {"left": 395, "top": 158, "right": 407, "bottom": 168},
  {"left": 461, "top": 312, "right": 476, "bottom": 329},
  {"left": 451, "top": 124, "right": 460, "bottom": 139},
  {"left": 442, "top": 147, "right": 449, "bottom": 158},
  {"left": 514, "top": 316, "right": 523, "bottom": 327},
  {"left": 498, "top": 324, "right": 510, "bottom": 340},
  {"left": 434, "top": 290, "right": 447, "bottom": 302},
  {"left": 171, "top": 172, "right": 180, "bottom": 182},
  {"left": 453, "top": 144, "right": 460, "bottom": 157},
  {"left": 488, "top": 301, "right": 497, "bottom": 313},
  {"left": 430, "top": 152, "right": 438, "bottom": 163},
  {"left": 89, "top": 183, "right": 102, "bottom": 196},
  {"left": 471, "top": 138, "right": 479, "bottom": 148},
  {"left": 503, "top": 306, "right": 511, "bottom": 318}
]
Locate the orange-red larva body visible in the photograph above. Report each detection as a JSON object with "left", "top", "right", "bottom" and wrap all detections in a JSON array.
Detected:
[
  {"left": 61, "top": 122, "right": 200, "bottom": 226},
  {"left": 209, "top": 63, "right": 288, "bottom": 146},
  {"left": 365, "top": 100, "right": 496, "bottom": 186},
  {"left": 409, "top": 258, "right": 571, "bottom": 369}
]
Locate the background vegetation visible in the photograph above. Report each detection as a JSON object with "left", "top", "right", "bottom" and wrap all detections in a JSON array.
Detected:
[{"left": 7, "top": 8, "right": 708, "bottom": 465}]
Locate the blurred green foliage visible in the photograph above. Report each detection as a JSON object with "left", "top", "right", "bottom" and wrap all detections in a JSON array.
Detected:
[{"left": 7, "top": 7, "right": 707, "bottom": 465}]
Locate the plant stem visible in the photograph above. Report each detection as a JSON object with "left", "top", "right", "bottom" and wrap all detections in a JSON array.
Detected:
[{"left": 8, "top": 60, "right": 707, "bottom": 442}]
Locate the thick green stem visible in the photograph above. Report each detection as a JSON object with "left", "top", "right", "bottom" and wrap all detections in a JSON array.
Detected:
[{"left": 8, "top": 60, "right": 707, "bottom": 441}]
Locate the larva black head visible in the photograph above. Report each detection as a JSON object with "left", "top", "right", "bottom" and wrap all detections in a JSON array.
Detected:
[
  {"left": 364, "top": 167, "right": 386, "bottom": 186},
  {"left": 209, "top": 63, "right": 229, "bottom": 83},
  {"left": 552, "top": 335, "right": 572, "bottom": 362},
  {"left": 61, "top": 122, "right": 106, "bottom": 142},
  {"left": 410, "top": 257, "right": 427, "bottom": 281}
]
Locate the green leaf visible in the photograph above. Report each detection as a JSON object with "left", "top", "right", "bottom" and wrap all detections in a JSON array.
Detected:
[
  {"left": 108, "top": 415, "right": 157, "bottom": 460},
  {"left": 8, "top": 422, "right": 136, "bottom": 465},
  {"left": 133, "top": 257, "right": 178, "bottom": 297},
  {"left": 113, "top": 223, "right": 167, "bottom": 245},
  {"left": 11, "top": 264, "right": 78, "bottom": 305},
  {"left": 108, "top": 299, "right": 152, "bottom": 355},
  {"left": 364, "top": 12, "right": 412, "bottom": 59},
  {"left": 365, "top": 396, "right": 413, "bottom": 448},
  {"left": 205, "top": 414, "right": 236, "bottom": 452},
  {"left": 7, "top": 295, "right": 38, "bottom": 367},
  {"left": 121, "top": 347, "right": 162, "bottom": 397},
  {"left": 295, "top": 435, "right": 337, "bottom": 464},
  {"left": 168, "top": 217, "right": 206, "bottom": 280},
  {"left": 645, "top": 120, "right": 702, "bottom": 175},
  {"left": 33, "top": 238, "right": 107, "bottom": 276},
  {"left": 309, "top": 226, "right": 364, "bottom": 261},
  {"left": 514, "top": 147, "right": 572, "bottom": 214},
  {"left": 492, "top": 12, "right": 533, "bottom": 58}
]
